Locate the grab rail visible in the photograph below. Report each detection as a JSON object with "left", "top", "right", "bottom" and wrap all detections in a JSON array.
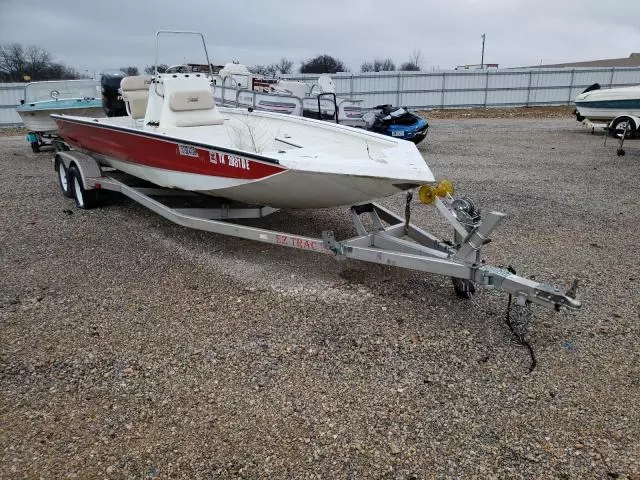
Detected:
[
  {"left": 234, "top": 88, "right": 303, "bottom": 116},
  {"left": 317, "top": 92, "right": 339, "bottom": 123}
]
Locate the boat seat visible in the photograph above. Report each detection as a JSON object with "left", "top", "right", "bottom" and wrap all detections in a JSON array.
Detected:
[
  {"left": 168, "top": 89, "right": 224, "bottom": 127},
  {"left": 121, "top": 75, "right": 152, "bottom": 119}
]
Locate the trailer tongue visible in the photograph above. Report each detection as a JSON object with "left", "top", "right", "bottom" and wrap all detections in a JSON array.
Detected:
[{"left": 54, "top": 149, "right": 581, "bottom": 315}]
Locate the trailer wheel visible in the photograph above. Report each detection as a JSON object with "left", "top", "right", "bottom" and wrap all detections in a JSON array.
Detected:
[
  {"left": 610, "top": 116, "right": 637, "bottom": 139},
  {"left": 55, "top": 158, "right": 73, "bottom": 198},
  {"left": 69, "top": 164, "right": 97, "bottom": 209},
  {"left": 452, "top": 278, "right": 476, "bottom": 299}
]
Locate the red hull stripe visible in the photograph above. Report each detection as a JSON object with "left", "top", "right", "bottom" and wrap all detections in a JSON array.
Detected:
[{"left": 53, "top": 116, "right": 287, "bottom": 180}]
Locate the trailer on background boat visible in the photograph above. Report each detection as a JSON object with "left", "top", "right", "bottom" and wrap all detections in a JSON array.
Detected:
[{"left": 580, "top": 114, "right": 640, "bottom": 156}]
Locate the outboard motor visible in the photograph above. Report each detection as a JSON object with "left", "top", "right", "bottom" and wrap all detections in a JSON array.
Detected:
[{"left": 101, "top": 70, "right": 127, "bottom": 117}]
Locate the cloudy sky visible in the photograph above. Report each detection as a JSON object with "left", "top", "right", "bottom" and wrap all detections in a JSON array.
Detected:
[{"left": 1, "top": 0, "right": 639, "bottom": 75}]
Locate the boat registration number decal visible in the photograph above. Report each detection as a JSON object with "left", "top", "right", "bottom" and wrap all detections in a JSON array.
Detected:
[
  {"left": 209, "top": 151, "right": 250, "bottom": 171},
  {"left": 178, "top": 144, "right": 199, "bottom": 157}
]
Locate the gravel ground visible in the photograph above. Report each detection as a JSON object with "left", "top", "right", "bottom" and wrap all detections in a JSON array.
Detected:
[
  {"left": 421, "top": 106, "right": 575, "bottom": 120},
  {"left": 1, "top": 118, "right": 639, "bottom": 479}
]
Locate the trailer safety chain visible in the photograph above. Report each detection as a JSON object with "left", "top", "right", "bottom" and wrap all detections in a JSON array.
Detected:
[
  {"left": 465, "top": 265, "right": 538, "bottom": 373},
  {"left": 404, "top": 191, "right": 413, "bottom": 236},
  {"left": 505, "top": 293, "right": 537, "bottom": 373},
  {"left": 502, "top": 265, "right": 537, "bottom": 373}
]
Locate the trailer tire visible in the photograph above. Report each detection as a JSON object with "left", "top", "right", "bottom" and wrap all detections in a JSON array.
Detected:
[
  {"left": 69, "top": 164, "right": 97, "bottom": 209},
  {"left": 610, "top": 116, "right": 637, "bottom": 139},
  {"left": 55, "top": 158, "right": 73, "bottom": 198},
  {"left": 453, "top": 278, "right": 476, "bottom": 299}
]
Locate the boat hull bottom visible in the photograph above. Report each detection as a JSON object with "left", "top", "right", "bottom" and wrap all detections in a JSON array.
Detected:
[
  {"left": 18, "top": 107, "right": 105, "bottom": 133},
  {"left": 96, "top": 155, "right": 417, "bottom": 209},
  {"left": 575, "top": 105, "right": 640, "bottom": 122}
]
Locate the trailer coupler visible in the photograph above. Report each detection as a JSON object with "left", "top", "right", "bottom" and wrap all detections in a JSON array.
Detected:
[{"left": 473, "top": 265, "right": 580, "bottom": 310}]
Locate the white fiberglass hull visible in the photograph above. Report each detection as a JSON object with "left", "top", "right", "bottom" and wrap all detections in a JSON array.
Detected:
[
  {"left": 17, "top": 106, "right": 104, "bottom": 133},
  {"left": 575, "top": 85, "right": 640, "bottom": 121},
  {"left": 96, "top": 155, "right": 420, "bottom": 208},
  {"left": 54, "top": 111, "right": 433, "bottom": 208},
  {"left": 52, "top": 72, "right": 433, "bottom": 209}
]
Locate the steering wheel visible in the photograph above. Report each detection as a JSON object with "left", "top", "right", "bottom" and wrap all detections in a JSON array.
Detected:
[{"left": 50, "top": 89, "right": 60, "bottom": 99}]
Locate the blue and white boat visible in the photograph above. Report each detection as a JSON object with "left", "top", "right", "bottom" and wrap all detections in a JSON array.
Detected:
[
  {"left": 575, "top": 84, "right": 640, "bottom": 122},
  {"left": 16, "top": 79, "right": 104, "bottom": 132},
  {"left": 16, "top": 79, "right": 104, "bottom": 152}
]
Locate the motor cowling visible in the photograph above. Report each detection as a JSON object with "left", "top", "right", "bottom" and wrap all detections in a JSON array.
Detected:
[{"left": 101, "top": 71, "right": 127, "bottom": 117}]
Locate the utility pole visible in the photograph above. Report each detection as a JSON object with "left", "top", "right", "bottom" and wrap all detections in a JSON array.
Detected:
[{"left": 481, "top": 33, "right": 486, "bottom": 69}]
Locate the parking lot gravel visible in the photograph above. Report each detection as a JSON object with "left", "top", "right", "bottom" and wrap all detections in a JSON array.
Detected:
[{"left": 1, "top": 117, "right": 639, "bottom": 479}]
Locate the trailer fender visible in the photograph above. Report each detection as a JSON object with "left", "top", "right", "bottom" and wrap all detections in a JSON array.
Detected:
[
  {"left": 54, "top": 151, "right": 103, "bottom": 190},
  {"left": 610, "top": 114, "right": 640, "bottom": 137}
]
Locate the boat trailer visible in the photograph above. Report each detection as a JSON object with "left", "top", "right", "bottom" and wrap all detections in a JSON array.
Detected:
[
  {"left": 582, "top": 115, "right": 640, "bottom": 157},
  {"left": 53, "top": 149, "right": 581, "bottom": 314}
]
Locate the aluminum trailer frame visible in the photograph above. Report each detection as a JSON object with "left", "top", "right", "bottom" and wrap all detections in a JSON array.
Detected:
[{"left": 54, "top": 149, "right": 581, "bottom": 312}]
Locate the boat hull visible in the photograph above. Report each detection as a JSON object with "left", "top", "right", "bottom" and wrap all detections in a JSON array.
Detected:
[
  {"left": 53, "top": 115, "right": 422, "bottom": 208},
  {"left": 17, "top": 103, "right": 104, "bottom": 133},
  {"left": 575, "top": 85, "right": 640, "bottom": 122},
  {"left": 574, "top": 103, "right": 640, "bottom": 121},
  {"left": 98, "top": 156, "right": 418, "bottom": 208}
]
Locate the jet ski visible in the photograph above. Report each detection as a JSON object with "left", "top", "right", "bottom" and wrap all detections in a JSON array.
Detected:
[{"left": 368, "top": 105, "right": 428, "bottom": 144}]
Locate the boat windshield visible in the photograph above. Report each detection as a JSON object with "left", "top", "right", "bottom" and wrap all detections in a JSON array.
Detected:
[{"left": 24, "top": 80, "right": 100, "bottom": 103}]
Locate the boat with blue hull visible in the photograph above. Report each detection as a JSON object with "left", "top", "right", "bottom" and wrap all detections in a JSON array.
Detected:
[
  {"left": 16, "top": 79, "right": 104, "bottom": 152},
  {"left": 575, "top": 83, "right": 640, "bottom": 122}
]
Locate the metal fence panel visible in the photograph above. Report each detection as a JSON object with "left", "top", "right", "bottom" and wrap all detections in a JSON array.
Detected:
[
  {"left": 486, "top": 88, "right": 529, "bottom": 106},
  {"left": 400, "top": 91, "right": 442, "bottom": 108},
  {"left": 530, "top": 87, "right": 571, "bottom": 104},
  {"left": 400, "top": 73, "right": 444, "bottom": 92},
  {"left": 444, "top": 90, "right": 486, "bottom": 107},
  {"left": 0, "top": 83, "right": 26, "bottom": 126},
  {"left": 612, "top": 69, "right": 640, "bottom": 85},
  {"left": 284, "top": 67, "right": 640, "bottom": 109},
  {"left": 488, "top": 72, "right": 530, "bottom": 89},
  {"left": 2, "top": 67, "right": 639, "bottom": 125},
  {"left": 331, "top": 77, "right": 350, "bottom": 93},
  {"left": 573, "top": 70, "right": 613, "bottom": 87},
  {"left": 444, "top": 73, "right": 485, "bottom": 90},
  {"left": 354, "top": 92, "right": 397, "bottom": 107},
  {"left": 353, "top": 75, "right": 397, "bottom": 93},
  {"left": 532, "top": 71, "right": 574, "bottom": 87}
]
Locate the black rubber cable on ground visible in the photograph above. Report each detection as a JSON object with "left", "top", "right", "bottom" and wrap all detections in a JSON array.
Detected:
[{"left": 504, "top": 266, "right": 537, "bottom": 373}]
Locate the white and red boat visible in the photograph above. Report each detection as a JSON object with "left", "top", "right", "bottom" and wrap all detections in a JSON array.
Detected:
[{"left": 52, "top": 33, "right": 433, "bottom": 209}]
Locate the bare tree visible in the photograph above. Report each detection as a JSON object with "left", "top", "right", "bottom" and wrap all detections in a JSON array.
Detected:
[
  {"left": 361, "top": 58, "right": 395, "bottom": 73},
  {"left": 410, "top": 49, "right": 422, "bottom": 67},
  {"left": 120, "top": 66, "right": 139, "bottom": 76},
  {"left": 400, "top": 48, "right": 423, "bottom": 71},
  {"left": 361, "top": 61, "right": 374, "bottom": 73},
  {"left": 248, "top": 64, "right": 274, "bottom": 76},
  {"left": 275, "top": 58, "right": 293, "bottom": 74},
  {"left": 248, "top": 58, "right": 294, "bottom": 77},
  {"left": 0, "top": 43, "right": 26, "bottom": 80},
  {"left": 25, "top": 45, "right": 51, "bottom": 76},
  {"left": 144, "top": 64, "right": 168, "bottom": 74},
  {"left": 0, "top": 43, "right": 80, "bottom": 81}
]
